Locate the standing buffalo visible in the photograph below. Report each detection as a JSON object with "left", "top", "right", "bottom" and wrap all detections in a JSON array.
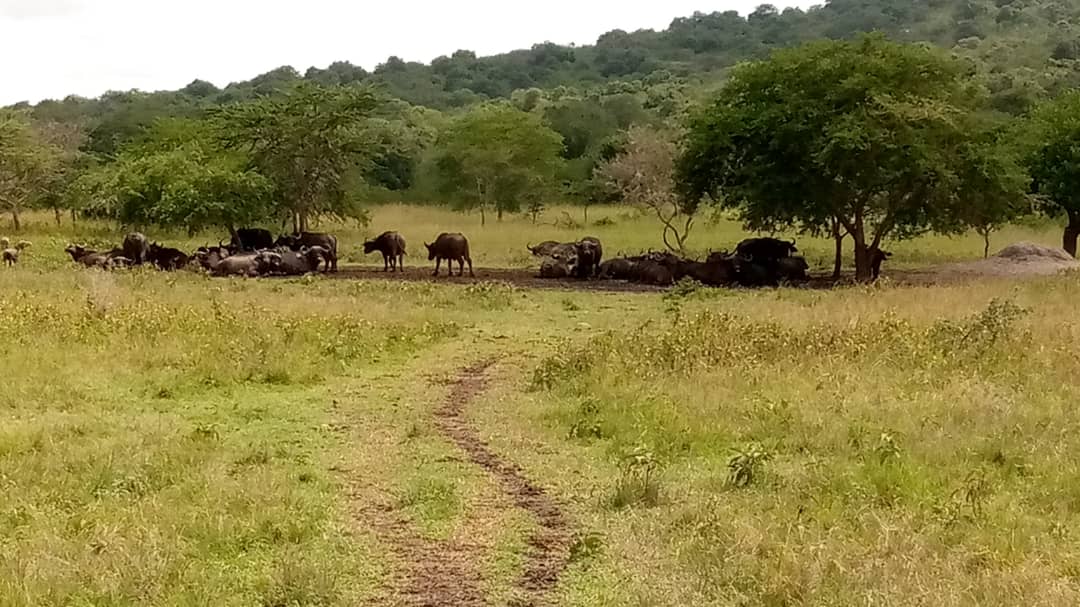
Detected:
[
  {"left": 231, "top": 228, "right": 275, "bottom": 252},
  {"left": 735, "top": 237, "right": 798, "bottom": 261},
  {"left": 122, "top": 232, "right": 149, "bottom": 265},
  {"left": 869, "top": 248, "right": 892, "bottom": 281},
  {"left": 425, "top": 233, "right": 474, "bottom": 277},
  {"left": 574, "top": 237, "right": 603, "bottom": 278},
  {"left": 364, "top": 231, "right": 407, "bottom": 272},
  {"left": 275, "top": 232, "right": 338, "bottom": 272}
]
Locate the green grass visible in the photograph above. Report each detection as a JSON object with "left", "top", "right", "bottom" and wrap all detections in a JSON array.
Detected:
[{"left": 2, "top": 205, "right": 1079, "bottom": 605}]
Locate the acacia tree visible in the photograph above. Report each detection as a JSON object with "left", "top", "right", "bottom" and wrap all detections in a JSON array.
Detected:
[
  {"left": 73, "top": 118, "right": 274, "bottom": 236},
  {"left": 676, "top": 34, "right": 1023, "bottom": 280},
  {"left": 0, "top": 111, "right": 62, "bottom": 231},
  {"left": 430, "top": 104, "right": 564, "bottom": 224},
  {"left": 596, "top": 126, "right": 694, "bottom": 252},
  {"left": 1025, "top": 91, "right": 1080, "bottom": 257},
  {"left": 208, "top": 83, "right": 385, "bottom": 232}
]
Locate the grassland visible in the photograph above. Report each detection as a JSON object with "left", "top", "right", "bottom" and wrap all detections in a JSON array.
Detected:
[{"left": 1, "top": 205, "right": 1079, "bottom": 605}]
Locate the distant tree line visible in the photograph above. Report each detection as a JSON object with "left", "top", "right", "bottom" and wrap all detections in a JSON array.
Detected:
[{"left": 5, "top": 1, "right": 1080, "bottom": 281}]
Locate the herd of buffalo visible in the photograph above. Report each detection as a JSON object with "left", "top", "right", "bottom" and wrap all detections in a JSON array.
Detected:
[
  {"left": 56, "top": 226, "right": 892, "bottom": 286},
  {"left": 530, "top": 236, "right": 891, "bottom": 286}
]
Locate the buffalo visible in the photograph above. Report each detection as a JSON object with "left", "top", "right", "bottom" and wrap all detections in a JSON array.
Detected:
[
  {"left": 539, "top": 255, "right": 576, "bottom": 278},
  {"left": 65, "top": 245, "right": 121, "bottom": 269},
  {"left": 574, "top": 237, "right": 603, "bottom": 278},
  {"left": 195, "top": 249, "right": 267, "bottom": 277},
  {"left": 147, "top": 242, "right": 190, "bottom": 271},
  {"left": 364, "top": 231, "right": 407, "bottom": 272},
  {"left": 777, "top": 256, "right": 810, "bottom": 282},
  {"left": 598, "top": 258, "right": 639, "bottom": 281},
  {"left": 735, "top": 237, "right": 797, "bottom": 262},
  {"left": 425, "top": 233, "right": 474, "bottom": 277},
  {"left": 526, "top": 241, "right": 561, "bottom": 257},
  {"left": 258, "top": 246, "right": 332, "bottom": 276},
  {"left": 122, "top": 232, "right": 149, "bottom": 265},
  {"left": 637, "top": 261, "right": 675, "bottom": 286},
  {"left": 276, "top": 232, "right": 339, "bottom": 272},
  {"left": 231, "top": 228, "right": 275, "bottom": 252},
  {"left": 870, "top": 248, "right": 892, "bottom": 281}
]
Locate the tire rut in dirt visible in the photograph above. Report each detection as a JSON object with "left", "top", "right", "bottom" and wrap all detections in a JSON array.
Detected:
[{"left": 435, "top": 362, "right": 572, "bottom": 607}]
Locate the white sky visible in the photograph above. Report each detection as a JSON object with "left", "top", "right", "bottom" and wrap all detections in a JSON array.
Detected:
[{"left": 1, "top": 0, "right": 817, "bottom": 105}]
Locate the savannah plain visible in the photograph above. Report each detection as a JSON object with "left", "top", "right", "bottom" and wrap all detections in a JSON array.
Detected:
[{"left": 2, "top": 204, "right": 1079, "bottom": 606}]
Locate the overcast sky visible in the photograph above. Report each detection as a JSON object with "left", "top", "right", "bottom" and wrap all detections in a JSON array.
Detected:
[{"left": 2, "top": 0, "right": 817, "bottom": 105}]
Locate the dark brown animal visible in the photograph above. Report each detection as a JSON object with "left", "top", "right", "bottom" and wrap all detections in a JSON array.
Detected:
[
  {"left": 735, "top": 237, "right": 797, "bottom": 262},
  {"left": 122, "top": 232, "right": 149, "bottom": 265},
  {"left": 231, "top": 228, "right": 275, "bottom": 252},
  {"left": 870, "top": 248, "right": 892, "bottom": 281},
  {"left": 425, "top": 233, "right": 474, "bottom": 277},
  {"left": 147, "top": 243, "right": 190, "bottom": 271},
  {"left": 275, "top": 232, "right": 338, "bottom": 272},
  {"left": 598, "top": 258, "right": 639, "bottom": 280},
  {"left": 574, "top": 237, "right": 603, "bottom": 278},
  {"left": 527, "top": 241, "right": 561, "bottom": 257},
  {"left": 364, "top": 231, "right": 407, "bottom": 272},
  {"left": 777, "top": 256, "right": 810, "bottom": 282}
]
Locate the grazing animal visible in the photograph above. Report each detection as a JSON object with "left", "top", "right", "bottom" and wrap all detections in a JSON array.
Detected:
[
  {"left": 425, "top": 233, "right": 474, "bottom": 277},
  {"left": 870, "top": 248, "right": 892, "bottom": 281},
  {"left": 275, "top": 232, "right": 338, "bottom": 272},
  {"left": 231, "top": 228, "right": 275, "bottom": 252},
  {"left": 363, "top": 231, "right": 407, "bottom": 272},
  {"left": 122, "top": 232, "right": 150, "bottom": 265},
  {"left": 147, "top": 242, "right": 190, "bottom": 271},
  {"left": 735, "top": 237, "right": 798, "bottom": 262},
  {"left": 2, "top": 240, "right": 29, "bottom": 266},
  {"left": 573, "top": 237, "right": 603, "bottom": 279},
  {"left": 777, "top": 256, "right": 810, "bottom": 282},
  {"left": 0, "top": 237, "right": 8, "bottom": 249},
  {"left": 527, "top": 241, "right": 561, "bottom": 257}
]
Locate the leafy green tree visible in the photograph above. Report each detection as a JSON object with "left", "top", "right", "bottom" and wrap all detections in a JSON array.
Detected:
[
  {"left": 1025, "top": 91, "right": 1080, "bottom": 256},
  {"left": 72, "top": 118, "right": 274, "bottom": 236},
  {"left": 208, "top": 83, "right": 385, "bottom": 232},
  {"left": 950, "top": 129, "right": 1030, "bottom": 257},
  {"left": 429, "top": 104, "right": 564, "bottom": 224},
  {"left": 677, "top": 34, "right": 1019, "bottom": 280},
  {"left": 0, "top": 111, "right": 63, "bottom": 231}
]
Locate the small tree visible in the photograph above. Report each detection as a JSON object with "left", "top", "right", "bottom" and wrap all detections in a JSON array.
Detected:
[
  {"left": 209, "top": 83, "right": 384, "bottom": 232},
  {"left": 0, "top": 111, "right": 62, "bottom": 231},
  {"left": 951, "top": 131, "right": 1029, "bottom": 258},
  {"left": 597, "top": 126, "right": 694, "bottom": 252},
  {"left": 1025, "top": 92, "right": 1080, "bottom": 257},
  {"left": 429, "top": 103, "right": 564, "bottom": 225}
]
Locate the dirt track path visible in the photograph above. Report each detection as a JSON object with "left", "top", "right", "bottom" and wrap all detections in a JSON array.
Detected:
[
  {"left": 433, "top": 362, "right": 572, "bottom": 607},
  {"left": 351, "top": 361, "right": 571, "bottom": 607}
]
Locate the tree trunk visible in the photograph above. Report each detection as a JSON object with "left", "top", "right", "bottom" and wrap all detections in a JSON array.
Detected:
[
  {"left": 982, "top": 229, "right": 991, "bottom": 259},
  {"left": 11, "top": 208, "right": 21, "bottom": 232},
  {"left": 497, "top": 207, "right": 503, "bottom": 222},
  {"left": 584, "top": 205, "right": 589, "bottom": 225},
  {"left": 480, "top": 205, "right": 486, "bottom": 227},
  {"left": 54, "top": 208, "right": 62, "bottom": 227},
  {"left": 832, "top": 218, "right": 844, "bottom": 280},
  {"left": 299, "top": 212, "right": 309, "bottom": 233},
  {"left": 852, "top": 224, "right": 872, "bottom": 283},
  {"left": 71, "top": 209, "right": 77, "bottom": 225},
  {"left": 1064, "top": 211, "right": 1080, "bottom": 258},
  {"left": 292, "top": 212, "right": 300, "bottom": 234}
]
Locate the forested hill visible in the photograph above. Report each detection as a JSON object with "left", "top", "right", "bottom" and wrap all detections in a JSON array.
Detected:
[{"left": 13, "top": 0, "right": 1080, "bottom": 152}]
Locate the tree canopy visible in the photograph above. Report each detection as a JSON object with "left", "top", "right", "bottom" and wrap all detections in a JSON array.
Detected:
[
  {"left": 208, "top": 83, "right": 386, "bottom": 232},
  {"left": 676, "top": 34, "right": 1028, "bottom": 280},
  {"left": 427, "top": 104, "right": 565, "bottom": 224},
  {"left": 1024, "top": 91, "right": 1080, "bottom": 255}
]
